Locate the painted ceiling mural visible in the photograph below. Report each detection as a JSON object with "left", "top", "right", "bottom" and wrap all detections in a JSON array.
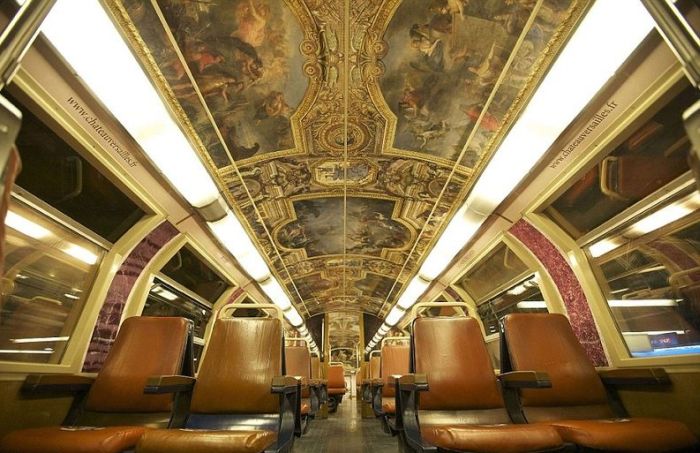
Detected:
[
  {"left": 328, "top": 312, "right": 361, "bottom": 370},
  {"left": 108, "top": 0, "right": 590, "bottom": 326}
]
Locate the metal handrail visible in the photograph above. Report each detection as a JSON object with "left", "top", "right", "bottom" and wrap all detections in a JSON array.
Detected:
[
  {"left": 409, "top": 301, "right": 468, "bottom": 320},
  {"left": 220, "top": 303, "right": 283, "bottom": 320},
  {"left": 380, "top": 335, "right": 410, "bottom": 348}
]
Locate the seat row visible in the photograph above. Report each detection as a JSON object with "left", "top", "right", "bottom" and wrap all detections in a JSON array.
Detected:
[
  {"left": 366, "top": 311, "right": 699, "bottom": 452},
  {"left": 0, "top": 306, "right": 329, "bottom": 453}
]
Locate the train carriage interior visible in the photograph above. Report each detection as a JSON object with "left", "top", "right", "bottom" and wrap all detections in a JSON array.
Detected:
[{"left": 0, "top": 0, "right": 699, "bottom": 452}]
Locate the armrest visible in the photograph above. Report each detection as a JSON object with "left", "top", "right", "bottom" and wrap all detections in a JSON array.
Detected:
[
  {"left": 144, "top": 375, "right": 196, "bottom": 394},
  {"left": 399, "top": 374, "right": 428, "bottom": 392},
  {"left": 272, "top": 376, "right": 299, "bottom": 394},
  {"left": 598, "top": 368, "right": 670, "bottom": 386},
  {"left": 498, "top": 371, "right": 551, "bottom": 388},
  {"left": 22, "top": 374, "right": 95, "bottom": 394}
]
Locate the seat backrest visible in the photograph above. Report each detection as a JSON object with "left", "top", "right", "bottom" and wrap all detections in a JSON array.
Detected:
[
  {"left": 502, "top": 313, "right": 613, "bottom": 422},
  {"left": 327, "top": 364, "right": 345, "bottom": 389},
  {"left": 311, "top": 355, "right": 322, "bottom": 379},
  {"left": 190, "top": 317, "right": 282, "bottom": 414},
  {"left": 286, "top": 343, "right": 311, "bottom": 398},
  {"left": 369, "top": 355, "right": 381, "bottom": 379},
  {"left": 285, "top": 344, "right": 311, "bottom": 382},
  {"left": 412, "top": 317, "right": 509, "bottom": 424},
  {"left": 84, "top": 316, "right": 191, "bottom": 413},
  {"left": 381, "top": 343, "right": 409, "bottom": 397}
]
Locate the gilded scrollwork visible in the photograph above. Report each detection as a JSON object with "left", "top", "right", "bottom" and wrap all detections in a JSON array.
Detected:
[{"left": 109, "top": 0, "right": 590, "bottom": 320}]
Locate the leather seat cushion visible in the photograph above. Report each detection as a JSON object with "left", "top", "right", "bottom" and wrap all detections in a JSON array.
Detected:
[
  {"left": 382, "top": 398, "right": 395, "bottom": 415},
  {"left": 301, "top": 400, "right": 310, "bottom": 415},
  {"left": 327, "top": 387, "right": 346, "bottom": 395},
  {"left": 549, "top": 418, "right": 698, "bottom": 452},
  {"left": 421, "top": 423, "right": 563, "bottom": 453},
  {"left": 136, "top": 429, "right": 276, "bottom": 453},
  {"left": 0, "top": 426, "right": 147, "bottom": 453}
]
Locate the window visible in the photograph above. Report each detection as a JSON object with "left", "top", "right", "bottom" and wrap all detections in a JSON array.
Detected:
[
  {"left": 160, "top": 246, "right": 227, "bottom": 303},
  {"left": 545, "top": 86, "right": 694, "bottom": 239},
  {"left": 589, "top": 195, "right": 700, "bottom": 358},
  {"left": 457, "top": 243, "right": 529, "bottom": 302},
  {"left": 7, "top": 91, "right": 145, "bottom": 243},
  {"left": 477, "top": 274, "right": 548, "bottom": 336},
  {"left": 0, "top": 198, "right": 104, "bottom": 363},
  {"left": 457, "top": 243, "right": 548, "bottom": 337},
  {"left": 143, "top": 277, "right": 212, "bottom": 369}
]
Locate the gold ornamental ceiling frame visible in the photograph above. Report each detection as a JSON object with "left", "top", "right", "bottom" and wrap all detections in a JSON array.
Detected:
[{"left": 102, "top": 0, "right": 593, "bottom": 320}]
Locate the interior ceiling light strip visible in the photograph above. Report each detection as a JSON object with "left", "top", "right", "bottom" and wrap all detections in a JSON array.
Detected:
[
  {"left": 42, "top": 0, "right": 314, "bottom": 334},
  {"left": 369, "top": 0, "right": 654, "bottom": 346},
  {"left": 40, "top": 1, "right": 218, "bottom": 209}
]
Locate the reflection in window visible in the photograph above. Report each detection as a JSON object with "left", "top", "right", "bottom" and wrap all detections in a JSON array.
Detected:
[
  {"left": 8, "top": 92, "right": 145, "bottom": 243},
  {"left": 592, "top": 209, "right": 700, "bottom": 358},
  {"left": 477, "top": 274, "right": 549, "bottom": 336},
  {"left": 143, "top": 278, "right": 212, "bottom": 369},
  {"left": 160, "top": 246, "right": 227, "bottom": 303},
  {"left": 546, "top": 86, "right": 694, "bottom": 239},
  {"left": 0, "top": 199, "right": 104, "bottom": 363},
  {"left": 458, "top": 243, "right": 529, "bottom": 302}
]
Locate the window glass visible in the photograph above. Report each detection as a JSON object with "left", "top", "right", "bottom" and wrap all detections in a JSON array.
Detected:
[
  {"left": 143, "top": 278, "right": 212, "bottom": 369},
  {"left": 458, "top": 243, "right": 529, "bottom": 301},
  {"left": 545, "top": 86, "right": 694, "bottom": 239},
  {"left": 160, "top": 246, "right": 227, "bottom": 303},
  {"left": 0, "top": 199, "right": 104, "bottom": 363},
  {"left": 477, "top": 274, "right": 548, "bottom": 336},
  {"left": 591, "top": 205, "right": 700, "bottom": 358},
  {"left": 8, "top": 91, "right": 144, "bottom": 243}
]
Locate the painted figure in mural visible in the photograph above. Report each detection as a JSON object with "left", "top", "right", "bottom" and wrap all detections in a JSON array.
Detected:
[
  {"left": 409, "top": 24, "right": 445, "bottom": 72},
  {"left": 382, "top": 0, "right": 574, "bottom": 160},
  {"left": 145, "top": 0, "right": 305, "bottom": 160},
  {"left": 254, "top": 91, "right": 290, "bottom": 122},
  {"left": 232, "top": 0, "right": 270, "bottom": 48}
]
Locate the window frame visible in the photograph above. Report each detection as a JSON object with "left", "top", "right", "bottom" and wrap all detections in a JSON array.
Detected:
[{"left": 526, "top": 63, "right": 700, "bottom": 368}]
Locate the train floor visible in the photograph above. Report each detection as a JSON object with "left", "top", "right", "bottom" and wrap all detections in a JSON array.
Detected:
[{"left": 295, "top": 396, "right": 399, "bottom": 452}]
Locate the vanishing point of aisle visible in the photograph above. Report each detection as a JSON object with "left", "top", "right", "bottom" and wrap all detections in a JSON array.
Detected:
[{"left": 295, "top": 397, "right": 399, "bottom": 453}]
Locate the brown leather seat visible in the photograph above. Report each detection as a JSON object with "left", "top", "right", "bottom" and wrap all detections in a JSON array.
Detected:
[
  {"left": 379, "top": 343, "right": 409, "bottom": 415},
  {"left": 310, "top": 354, "right": 328, "bottom": 406},
  {"left": 400, "top": 316, "right": 564, "bottom": 453},
  {"left": 135, "top": 316, "right": 297, "bottom": 453},
  {"left": 0, "top": 317, "right": 193, "bottom": 453},
  {"left": 326, "top": 364, "right": 346, "bottom": 414},
  {"left": 310, "top": 356, "right": 323, "bottom": 381},
  {"left": 369, "top": 354, "right": 381, "bottom": 381},
  {"left": 327, "top": 365, "right": 346, "bottom": 395},
  {"left": 137, "top": 430, "right": 276, "bottom": 453},
  {"left": 502, "top": 313, "right": 699, "bottom": 452},
  {"left": 285, "top": 341, "right": 318, "bottom": 435},
  {"left": 285, "top": 343, "right": 315, "bottom": 413}
]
